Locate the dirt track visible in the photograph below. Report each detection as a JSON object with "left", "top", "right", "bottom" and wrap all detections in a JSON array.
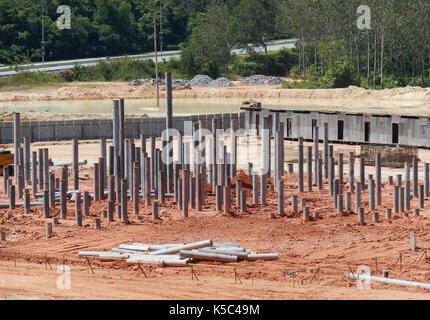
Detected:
[{"left": 1, "top": 140, "right": 430, "bottom": 299}]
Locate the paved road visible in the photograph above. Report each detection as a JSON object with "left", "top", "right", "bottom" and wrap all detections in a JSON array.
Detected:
[{"left": 0, "top": 39, "right": 296, "bottom": 77}]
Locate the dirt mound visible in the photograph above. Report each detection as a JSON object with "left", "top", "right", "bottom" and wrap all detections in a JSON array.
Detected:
[{"left": 231, "top": 171, "right": 253, "bottom": 189}]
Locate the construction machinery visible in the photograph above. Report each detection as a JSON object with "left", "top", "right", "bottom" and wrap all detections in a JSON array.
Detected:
[{"left": 0, "top": 150, "right": 13, "bottom": 176}]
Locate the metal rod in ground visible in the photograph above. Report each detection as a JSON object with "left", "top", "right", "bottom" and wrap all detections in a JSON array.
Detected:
[
  {"left": 317, "top": 158, "right": 323, "bottom": 190},
  {"left": 413, "top": 157, "right": 419, "bottom": 198},
  {"left": 405, "top": 161, "right": 411, "bottom": 181},
  {"left": 109, "top": 145, "right": 114, "bottom": 177},
  {"left": 385, "top": 208, "right": 392, "bottom": 220},
  {"left": 345, "top": 192, "right": 351, "bottom": 211},
  {"left": 396, "top": 174, "right": 402, "bottom": 187},
  {"left": 3, "top": 165, "right": 8, "bottom": 195},
  {"left": 419, "top": 184, "right": 425, "bottom": 209},
  {"left": 359, "top": 156, "right": 365, "bottom": 190},
  {"left": 333, "top": 179, "right": 339, "bottom": 208},
  {"left": 152, "top": 200, "right": 159, "bottom": 220},
  {"left": 121, "top": 179, "right": 129, "bottom": 222},
  {"left": 43, "top": 148, "right": 49, "bottom": 191},
  {"left": 338, "top": 153, "right": 344, "bottom": 186},
  {"left": 157, "top": 169, "right": 165, "bottom": 205},
  {"left": 260, "top": 173, "right": 266, "bottom": 205},
  {"left": 358, "top": 207, "right": 365, "bottom": 225},
  {"left": 49, "top": 172, "right": 55, "bottom": 208},
  {"left": 405, "top": 180, "right": 411, "bottom": 210},
  {"left": 223, "top": 185, "right": 231, "bottom": 214},
  {"left": 278, "top": 180, "right": 284, "bottom": 217},
  {"left": 43, "top": 189, "right": 49, "bottom": 218},
  {"left": 307, "top": 146, "right": 312, "bottom": 192},
  {"left": 60, "top": 179, "right": 67, "bottom": 219},
  {"left": 76, "top": 209, "right": 82, "bottom": 227},
  {"left": 134, "top": 166, "right": 140, "bottom": 214},
  {"left": 355, "top": 182, "right": 361, "bottom": 211},
  {"left": 177, "top": 178, "right": 182, "bottom": 210},
  {"left": 425, "top": 163, "right": 429, "bottom": 197},
  {"left": 236, "top": 179, "right": 242, "bottom": 207},
  {"left": 400, "top": 187, "right": 405, "bottom": 212},
  {"left": 369, "top": 178, "right": 375, "bottom": 211},
  {"left": 196, "top": 173, "right": 202, "bottom": 211},
  {"left": 240, "top": 190, "right": 246, "bottom": 213},
  {"left": 298, "top": 137, "right": 304, "bottom": 192},
  {"left": 393, "top": 186, "right": 400, "bottom": 213},
  {"left": 72, "top": 138, "right": 79, "bottom": 190},
  {"left": 94, "top": 163, "right": 100, "bottom": 201},
  {"left": 329, "top": 156, "right": 334, "bottom": 195},
  {"left": 23, "top": 136, "right": 30, "bottom": 183},
  {"left": 17, "top": 172, "right": 23, "bottom": 200},
  {"left": 24, "top": 189, "right": 30, "bottom": 214},
  {"left": 230, "top": 120, "right": 238, "bottom": 178},
  {"left": 337, "top": 194, "right": 344, "bottom": 214},
  {"left": 313, "top": 125, "right": 319, "bottom": 184},
  {"left": 99, "top": 157, "right": 105, "bottom": 200},
  {"left": 100, "top": 138, "right": 107, "bottom": 180},
  {"left": 75, "top": 190, "right": 81, "bottom": 216},
  {"left": 38, "top": 149, "right": 44, "bottom": 192},
  {"left": 375, "top": 153, "right": 381, "bottom": 205},
  {"left": 349, "top": 152, "right": 355, "bottom": 193},
  {"left": 150, "top": 136, "right": 156, "bottom": 191},
  {"left": 216, "top": 185, "right": 222, "bottom": 212},
  {"left": 190, "top": 176, "right": 196, "bottom": 209},
  {"left": 108, "top": 175, "right": 115, "bottom": 202},
  {"left": 31, "top": 151, "right": 37, "bottom": 195},
  {"left": 252, "top": 172, "right": 258, "bottom": 204},
  {"left": 13, "top": 113, "right": 21, "bottom": 183},
  {"left": 83, "top": 191, "right": 90, "bottom": 216},
  {"left": 291, "top": 195, "right": 298, "bottom": 214},
  {"left": 323, "top": 122, "right": 329, "bottom": 179},
  {"left": 182, "top": 170, "right": 189, "bottom": 218},
  {"left": 107, "top": 201, "right": 115, "bottom": 222}
]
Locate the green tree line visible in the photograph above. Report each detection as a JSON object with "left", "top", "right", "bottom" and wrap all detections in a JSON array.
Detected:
[{"left": 0, "top": 0, "right": 210, "bottom": 64}]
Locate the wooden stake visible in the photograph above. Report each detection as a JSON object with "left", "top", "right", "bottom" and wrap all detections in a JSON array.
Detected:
[
  {"left": 137, "top": 262, "right": 147, "bottom": 278},
  {"left": 44, "top": 253, "right": 52, "bottom": 270},
  {"left": 191, "top": 266, "right": 199, "bottom": 281},
  {"left": 234, "top": 268, "right": 242, "bottom": 284},
  {"left": 85, "top": 257, "right": 95, "bottom": 274}
]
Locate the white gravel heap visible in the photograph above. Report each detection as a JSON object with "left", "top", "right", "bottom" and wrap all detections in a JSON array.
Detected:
[
  {"left": 241, "top": 75, "right": 285, "bottom": 85},
  {"left": 207, "top": 77, "right": 235, "bottom": 87},
  {"left": 189, "top": 75, "right": 214, "bottom": 87}
]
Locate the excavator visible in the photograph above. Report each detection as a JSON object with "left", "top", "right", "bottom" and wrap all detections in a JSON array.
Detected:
[{"left": 0, "top": 150, "right": 14, "bottom": 176}]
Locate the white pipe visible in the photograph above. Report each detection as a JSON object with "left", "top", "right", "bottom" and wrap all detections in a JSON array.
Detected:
[
  {"left": 246, "top": 253, "right": 279, "bottom": 261},
  {"left": 198, "top": 248, "right": 248, "bottom": 259},
  {"left": 180, "top": 250, "right": 237, "bottom": 262},
  {"left": 150, "top": 240, "right": 213, "bottom": 255},
  {"left": 212, "top": 242, "right": 241, "bottom": 248},
  {"left": 348, "top": 273, "right": 430, "bottom": 290},
  {"left": 119, "top": 244, "right": 149, "bottom": 252}
]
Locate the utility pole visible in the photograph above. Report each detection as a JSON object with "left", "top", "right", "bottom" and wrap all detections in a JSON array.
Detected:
[
  {"left": 153, "top": 1, "right": 160, "bottom": 109},
  {"left": 41, "top": 0, "right": 46, "bottom": 68},
  {"left": 160, "top": 0, "right": 163, "bottom": 53}
]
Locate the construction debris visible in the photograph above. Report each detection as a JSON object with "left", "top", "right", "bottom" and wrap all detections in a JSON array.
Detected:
[{"left": 78, "top": 240, "right": 278, "bottom": 267}]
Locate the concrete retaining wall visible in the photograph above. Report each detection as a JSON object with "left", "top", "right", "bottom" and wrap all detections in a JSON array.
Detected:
[{"left": 0, "top": 112, "right": 244, "bottom": 144}]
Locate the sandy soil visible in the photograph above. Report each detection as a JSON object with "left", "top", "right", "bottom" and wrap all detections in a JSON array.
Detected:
[
  {"left": 1, "top": 82, "right": 430, "bottom": 117},
  {"left": 1, "top": 139, "right": 430, "bottom": 300}
]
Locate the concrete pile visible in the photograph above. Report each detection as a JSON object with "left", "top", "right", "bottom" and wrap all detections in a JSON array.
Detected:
[
  {"left": 78, "top": 239, "right": 279, "bottom": 267},
  {"left": 241, "top": 75, "right": 285, "bottom": 85}
]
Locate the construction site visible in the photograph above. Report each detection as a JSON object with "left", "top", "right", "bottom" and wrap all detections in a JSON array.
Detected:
[{"left": 1, "top": 74, "right": 430, "bottom": 300}]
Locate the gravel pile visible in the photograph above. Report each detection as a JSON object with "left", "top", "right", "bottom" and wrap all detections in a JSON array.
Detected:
[
  {"left": 130, "top": 78, "right": 190, "bottom": 87},
  {"left": 207, "top": 77, "right": 235, "bottom": 87},
  {"left": 190, "top": 75, "right": 214, "bottom": 87},
  {"left": 241, "top": 75, "right": 285, "bottom": 85}
]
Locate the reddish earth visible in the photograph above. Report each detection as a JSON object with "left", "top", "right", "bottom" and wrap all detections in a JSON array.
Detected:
[{"left": 1, "top": 141, "right": 430, "bottom": 299}]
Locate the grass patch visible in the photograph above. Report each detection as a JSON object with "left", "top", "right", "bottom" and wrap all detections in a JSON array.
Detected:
[{"left": 0, "top": 72, "right": 66, "bottom": 91}]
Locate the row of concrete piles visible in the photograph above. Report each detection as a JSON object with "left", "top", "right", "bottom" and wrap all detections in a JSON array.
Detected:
[{"left": 1, "top": 74, "right": 429, "bottom": 239}]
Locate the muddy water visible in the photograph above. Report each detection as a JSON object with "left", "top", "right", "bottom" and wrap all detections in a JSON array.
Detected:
[
  {"left": 1, "top": 97, "right": 425, "bottom": 117},
  {"left": 0, "top": 99, "right": 248, "bottom": 116},
  {"left": 0, "top": 98, "right": 349, "bottom": 117}
]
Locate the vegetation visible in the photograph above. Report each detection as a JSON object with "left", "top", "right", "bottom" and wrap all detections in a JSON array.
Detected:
[{"left": 2, "top": 0, "right": 430, "bottom": 89}]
